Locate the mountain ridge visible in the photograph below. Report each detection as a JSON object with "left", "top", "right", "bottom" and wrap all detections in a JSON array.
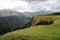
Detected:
[{"left": 0, "top": 9, "right": 31, "bottom": 35}]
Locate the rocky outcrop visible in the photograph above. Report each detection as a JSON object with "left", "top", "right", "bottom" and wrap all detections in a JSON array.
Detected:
[{"left": 31, "top": 16, "right": 55, "bottom": 26}]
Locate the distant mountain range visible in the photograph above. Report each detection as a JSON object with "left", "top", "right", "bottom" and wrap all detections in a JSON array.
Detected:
[
  {"left": 49, "top": 12, "right": 60, "bottom": 15},
  {"left": 22, "top": 11, "right": 53, "bottom": 17}
]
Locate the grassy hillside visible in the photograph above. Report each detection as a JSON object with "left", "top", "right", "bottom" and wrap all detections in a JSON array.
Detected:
[{"left": 0, "top": 15, "right": 60, "bottom": 40}]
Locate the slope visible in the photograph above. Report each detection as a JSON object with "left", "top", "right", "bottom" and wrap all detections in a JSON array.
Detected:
[
  {"left": 0, "top": 9, "right": 31, "bottom": 35},
  {"left": 0, "top": 15, "right": 60, "bottom": 40}
]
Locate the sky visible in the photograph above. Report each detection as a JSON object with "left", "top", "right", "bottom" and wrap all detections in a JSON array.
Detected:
[{"left": 0, "top": 0, "right": 60, "bottom": 12}]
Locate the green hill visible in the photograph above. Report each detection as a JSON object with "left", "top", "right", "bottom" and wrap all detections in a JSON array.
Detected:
[{"left": 0, "top": 15, "right": 60, "bottom": 40}]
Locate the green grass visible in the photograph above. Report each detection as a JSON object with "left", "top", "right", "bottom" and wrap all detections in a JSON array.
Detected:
[{"left": 0, "top": 15, "right": 60, "bottom": 40}]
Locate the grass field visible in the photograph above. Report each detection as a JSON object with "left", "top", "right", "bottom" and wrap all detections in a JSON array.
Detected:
[{"left": 0, "top": 15, "right": 60, "bottom": 40}]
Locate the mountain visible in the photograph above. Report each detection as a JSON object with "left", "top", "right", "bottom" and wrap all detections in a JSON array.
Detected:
[
  {"left": 49, "top": 12, "right": 60, "bottom": 15},
  {"left": 0, "top": 9, "right": 31, "bottom": 35},
  {"left": 22, "top": 11, "right": 53, "bottom": 17}
]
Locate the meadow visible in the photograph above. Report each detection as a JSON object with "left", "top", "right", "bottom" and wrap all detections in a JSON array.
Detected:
[{"left": 0, "top": 15, "right": 60, "bottom": 40}]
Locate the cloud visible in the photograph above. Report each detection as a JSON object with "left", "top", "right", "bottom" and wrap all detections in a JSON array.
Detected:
[
  {"left": 23, "top": 0, "right": 47, "bottom": 1},
  {"left": 29, "top": 0, "right": 56, "bottom": 11},
  {"left": 53, "top": 0, "right": 60, "bottom": 12},
  {"left": 0, "top": 0, "right": 30, "bottom": 10},
  {"left": 19, "top": 0, "right": 48, "bottom": 4},
  {"left": 0, "top": 0, "right": 60, "bottom": 12},
  {"left": 11, "top": 0, "right": 57, "bottom": 12}
]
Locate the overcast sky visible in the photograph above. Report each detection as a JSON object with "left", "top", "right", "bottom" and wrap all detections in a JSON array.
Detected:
[{"left": 0, "top": 0, "right": 60, "bottom": 12}]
